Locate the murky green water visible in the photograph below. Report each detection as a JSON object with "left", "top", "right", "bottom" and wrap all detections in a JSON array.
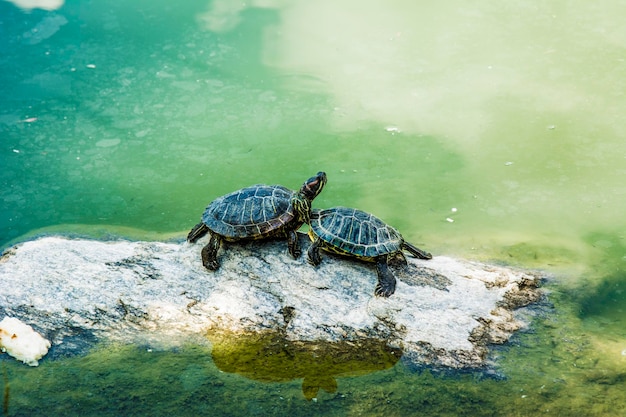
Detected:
[{"left": 1, "top": 0, "right": 625, "bottom": 415}]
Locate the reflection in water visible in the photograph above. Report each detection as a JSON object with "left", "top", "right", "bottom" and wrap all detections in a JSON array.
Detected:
[
  {"left": 198, "top": 0, "right": 286, "bottom": 33},
  {"left": 3, "top": 0, "right": 64, "bottom": 11},
  {"left": 209, "top": 330, "right": 401, "bottom": 400},
  {"left": 20, "top": 14, "right": 68, "bottom": 45}
]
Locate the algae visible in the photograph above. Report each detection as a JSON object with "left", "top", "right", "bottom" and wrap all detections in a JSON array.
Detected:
[
  {"left": 577, "top": 271, "right": 626, "bottom": 319},
  {"left": 2, "top": 363, "right": 8, "bottom": 417},
  {"left": 576, "top": 232, "right": 626, "bottom": 318},
  {"left": 496, "top": 242, "right": 580, "bottom": 269}
]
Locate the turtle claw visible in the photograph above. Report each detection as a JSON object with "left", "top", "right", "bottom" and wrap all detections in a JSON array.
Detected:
[
  {"left": 375, "top": 281, "right": 396, "bottom": 298},
  {"left": 203, "top": 259, "right": 220, "bottom": 271},
  {"left": 289, "top": 246, "right": 302, "bottom": 259},
  {"left": 307, "top": 252, "right": 321, "bottom": 267}
]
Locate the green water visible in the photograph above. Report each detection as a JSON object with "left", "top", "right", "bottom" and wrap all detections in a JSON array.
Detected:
[{"left": 1, "top": 0, "right": 625, "bottom": 415}]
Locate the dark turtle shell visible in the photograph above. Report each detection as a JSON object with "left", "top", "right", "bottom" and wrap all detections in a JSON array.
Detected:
[
  {"left": 309, "top": 207, "right": 403, "bottom": 259},
  {"left": 202, "top": 184, "right": 296, "bottom": 239}
]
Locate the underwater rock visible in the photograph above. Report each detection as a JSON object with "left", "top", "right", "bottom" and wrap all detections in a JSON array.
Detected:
[{"left": 0, "top": 235, "right": 542, "bottom": 368}]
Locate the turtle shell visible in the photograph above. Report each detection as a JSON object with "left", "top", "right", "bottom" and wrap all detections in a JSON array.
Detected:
[
  {"left": 202, "top": 184, "right": 296, "bottom": 239},
  {"left": 309, "top": 207, "right": 403, "bottom": 258}
]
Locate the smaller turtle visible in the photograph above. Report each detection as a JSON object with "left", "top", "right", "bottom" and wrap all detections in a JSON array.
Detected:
[
  {"left": 307, "top": 207, "right": 432, "bottom": 297},
  {"left": 188, "top": 172, "right": 327, "bottom": 270}
]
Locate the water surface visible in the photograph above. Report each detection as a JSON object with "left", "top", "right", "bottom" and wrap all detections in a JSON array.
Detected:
[{"left": 1, "top": 0, "right": 625, "bottom": 416}]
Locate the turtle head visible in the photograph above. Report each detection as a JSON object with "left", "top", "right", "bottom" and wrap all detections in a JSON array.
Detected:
[
  {"left": 300, "top": 171, "right": 327, "bottom": 201},
  {"left": 293, "top": 171, "right": 327, "bottom": 223}
]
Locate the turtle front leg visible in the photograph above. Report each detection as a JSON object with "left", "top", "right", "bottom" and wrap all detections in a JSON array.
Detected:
[
  {"left": 201, "top": 234, "right": 221, "bottom": 271},
  {"left": 287, "top": 230, "right": 302, "bottom": 259},
  {"left": 374, "top": 256, "right": 396, "bottom": 297},
  {"left": 307, "top": 237, "right": 323, "bottom": 266}
]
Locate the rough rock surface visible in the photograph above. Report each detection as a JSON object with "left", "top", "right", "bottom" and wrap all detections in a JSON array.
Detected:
[{"left": 0, "top": 235, "right": 542, "bottom": 368}]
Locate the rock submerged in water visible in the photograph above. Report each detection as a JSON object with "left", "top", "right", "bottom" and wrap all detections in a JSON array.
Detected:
[{"left": 0, "top": 235, "right": 541, "bottom": 369}]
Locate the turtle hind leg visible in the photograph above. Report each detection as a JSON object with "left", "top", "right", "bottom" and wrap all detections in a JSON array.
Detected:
[
  {"left": 374, "top": 256, "right": 396, "bottom": 297},
  {"left": 201, "top": 234, "right": 222, "bottom": 270},
  {"left": 403, "top": 241, "right": 433, "bottom": 260},
  {"left": 187, "top": 222, "right": 209, "bottom": 243},
  {"left": 307, "top": 237, "right": 323, "bottom": 266},
  {"left": 389, "top": 251, "right": 408, "bottom": 267}
]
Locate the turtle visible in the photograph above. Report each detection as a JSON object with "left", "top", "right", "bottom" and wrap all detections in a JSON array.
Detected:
[
  {"left": 187, "top": 172, "right": 327, "bottom": 271},
  {"left": 307, "top": 206, "right": 432, "bottom": 297}
]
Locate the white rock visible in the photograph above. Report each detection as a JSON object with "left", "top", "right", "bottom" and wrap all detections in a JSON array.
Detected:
[{"left": 0, "top": 317, "right": 50, "bottom": 366}]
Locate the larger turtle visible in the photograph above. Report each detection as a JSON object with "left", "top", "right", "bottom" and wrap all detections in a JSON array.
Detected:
[
  {"left": 307, "top": 207, "right": 432, "bottom": 297},
  {"left": 188, "top": 172, "right": 327, "bottom": 270}
]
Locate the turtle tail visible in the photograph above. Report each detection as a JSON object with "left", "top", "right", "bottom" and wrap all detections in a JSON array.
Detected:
[{"left": 403, "top": 241, "right": 433, "bottom": 260}]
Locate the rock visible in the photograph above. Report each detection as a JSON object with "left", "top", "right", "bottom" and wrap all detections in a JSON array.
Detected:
[
  {"left": 0, "top": 317, "right": 51, "bottom": 366},
  {"left": 0, "top": 234, "right": 542, "bottom": 369}
]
